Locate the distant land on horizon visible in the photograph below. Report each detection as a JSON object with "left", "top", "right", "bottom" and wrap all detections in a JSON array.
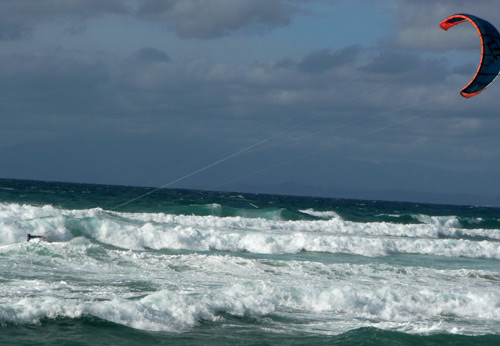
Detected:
[{"left": 213, "top": 182, "right": 500, "bottom": 208}]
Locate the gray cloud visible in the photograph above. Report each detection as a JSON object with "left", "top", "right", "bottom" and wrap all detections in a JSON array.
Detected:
[
  {"left": 0, "top": 0, "right": 128, "bottom": 40},
  {"left": 2, "top": 40, "right": 472, "bottom": 125},
  {"left": 391, "top": 0, "right": 500, "bottom": 50},
  {"left": 361, "top": 50, "right": 449, "bottom": 87},
  {"left": 1, "top": 1, "right": 500, "bottom": 204},
  {"left": 134, "top": 48, "right": 171, "bottom": 63},
  {"left": 0, "top": 0, "right": 128, "bottom": 18},
  {"left": 363, "top": 50, "right": 420, "bottom": 74},
  {"left": 0, "top": 21, "right": 31, "bottom": 40},
  {"left": 0, "top": 52, "right": 110, "bottom": 150},
  {"left": 0, "top": 42, "right": 460, "bottom": 148},
  {"left": 135, "top": 0, "right": 302, "bottom": 39},
  {"left": 0, "top": 0, "right": 306, "bottom": 41},
  {"left": 298, "top": 46, "right": 361, "bottom": 74}
]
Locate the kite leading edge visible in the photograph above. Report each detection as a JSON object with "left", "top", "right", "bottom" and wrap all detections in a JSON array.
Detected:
[{"left": 440, "top": 13, "right": 500, "bottom": 98}]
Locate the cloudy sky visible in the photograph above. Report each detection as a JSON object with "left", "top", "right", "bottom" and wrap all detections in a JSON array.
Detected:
[{"left": 1, "top": 0, "right": 500, "bottom": 206}]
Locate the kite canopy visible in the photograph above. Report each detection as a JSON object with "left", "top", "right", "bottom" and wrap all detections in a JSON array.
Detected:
[{"left": 440, "top": 13, "right": 500, "bottom": 98}]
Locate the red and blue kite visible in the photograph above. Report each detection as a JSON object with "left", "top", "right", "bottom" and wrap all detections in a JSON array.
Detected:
[{"left": 440, "top": 14, "right": 500, "bottom": 98}]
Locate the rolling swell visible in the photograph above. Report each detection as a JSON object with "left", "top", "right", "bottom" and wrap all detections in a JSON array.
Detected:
[
  {"left": 2, "top": 322, "right": 500, "bottom": 346},
  {"left": 62, "top": 207, "right": 500, "bottom": 251},
  {"left": 1, "top": 202, "right": 500, "bottom": 258},
  {"left": 2, "top": 240, "right": 500, "bottom": 335}
]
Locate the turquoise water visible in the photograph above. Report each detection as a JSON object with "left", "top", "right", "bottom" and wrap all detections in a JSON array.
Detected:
[{"left": 1, "top": 179, "right": 500, "bottom": 345}]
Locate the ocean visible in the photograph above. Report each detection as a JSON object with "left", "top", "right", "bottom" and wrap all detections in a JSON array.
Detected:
[{"left": 1, "top": 178, "right": 499, "bottom": 345}]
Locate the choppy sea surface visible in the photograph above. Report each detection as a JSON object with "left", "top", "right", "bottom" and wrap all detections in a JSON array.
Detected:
[{"left": 1, "top": 178, "right": 499, "bottom": 345}]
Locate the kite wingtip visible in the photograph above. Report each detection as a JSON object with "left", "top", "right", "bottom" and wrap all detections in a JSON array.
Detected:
[
  {"left": 460, "top": 90, "right": 478, "bottom": 98},
  {"left": 439, "top": 22, "right": 450, "bottom": 31}
]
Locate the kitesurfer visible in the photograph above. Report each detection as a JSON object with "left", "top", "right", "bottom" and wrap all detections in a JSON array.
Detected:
[{"left": 27, "top": 234, "right": 46, "bottom": 242}]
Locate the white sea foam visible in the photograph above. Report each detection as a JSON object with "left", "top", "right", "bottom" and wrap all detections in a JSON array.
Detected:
[
  {"left": 1, "top": 202, "right": 500, "bottom": 259},
  {"left": 415, "top": 214, "right": 462, "bottom": 228},
  {"left": 81, "top": 219, "right": 500, "bottom": 258},
  {"left": 1, "top": 241, "right": 499, "bottom": 334},
  {"left": 299, "top": 209, "right": 342, "bottom": 219},
  {"left": 3, "top": 187, "right": 500, "bottom": 339}
]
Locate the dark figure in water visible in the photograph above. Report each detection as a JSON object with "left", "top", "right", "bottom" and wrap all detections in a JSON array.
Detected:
[{"left": 27, "top": 234, "right": 46, "bottom": 242}]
